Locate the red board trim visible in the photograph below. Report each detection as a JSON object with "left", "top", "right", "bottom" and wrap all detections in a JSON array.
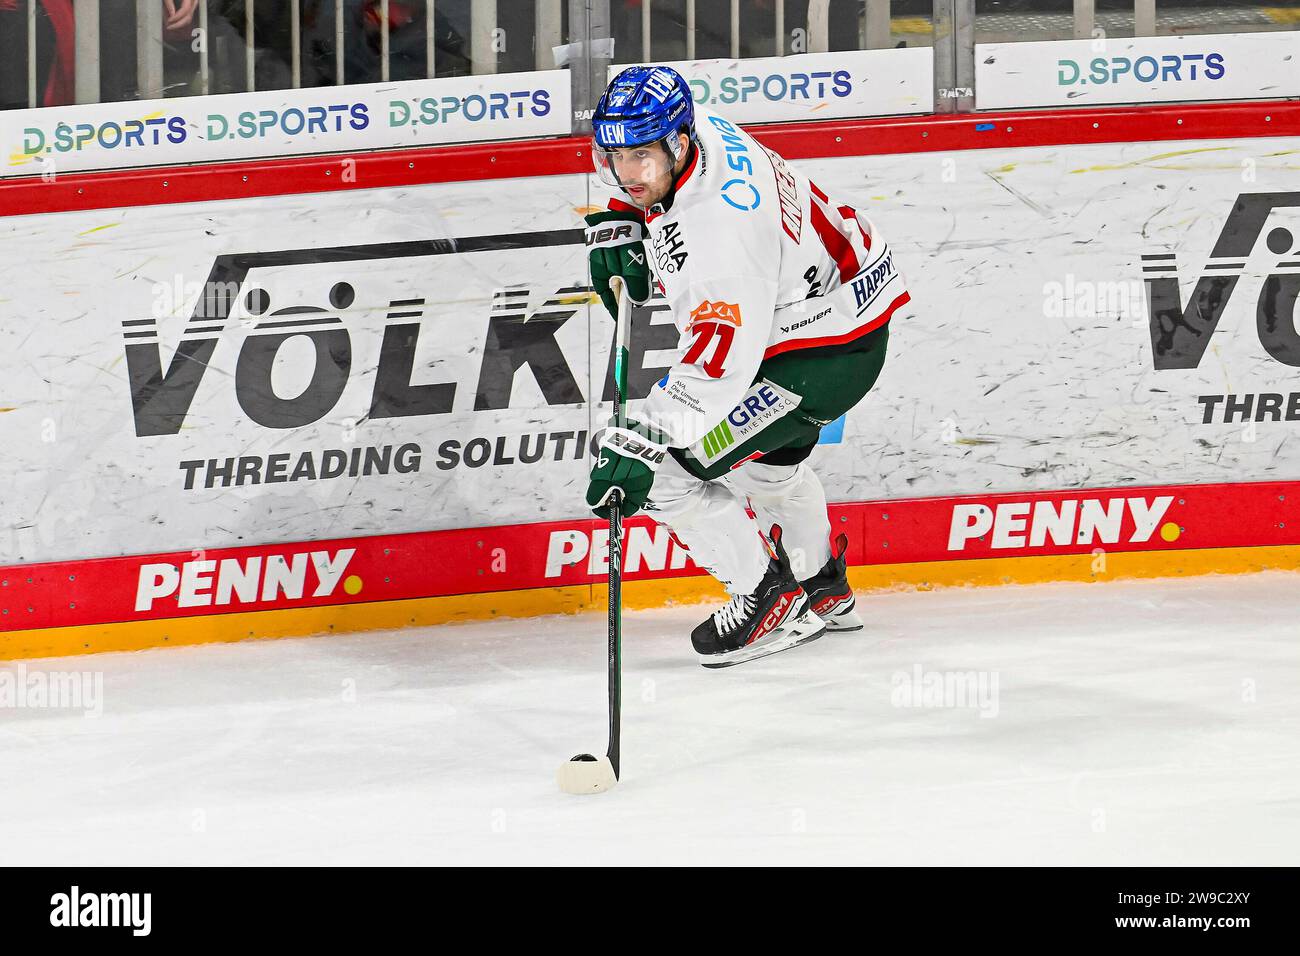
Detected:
[
  {"left": 3, "top": 477, "right": 1296, "bottom": 634},
  {"left": 1, "top": 100, "right": 1297, "bottom": 218}
]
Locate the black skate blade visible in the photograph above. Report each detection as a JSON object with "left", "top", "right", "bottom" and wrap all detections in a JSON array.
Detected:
[
  {"left": 698, "top": 613, "right": 827, "bottom": 669},
  {"left": 822, "top": 611, "right": 864, "bottom": 632}
]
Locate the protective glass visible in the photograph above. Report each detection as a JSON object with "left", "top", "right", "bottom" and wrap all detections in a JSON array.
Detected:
[{"left": 592, "top": 138, "right": 678, "bottom": 188}]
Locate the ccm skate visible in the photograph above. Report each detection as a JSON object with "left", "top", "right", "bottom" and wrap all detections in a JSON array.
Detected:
[
  {"left": 691, "top": 526, "right": 826, "bottom": 668},
  {"left": 799, "top": 532, "right": 863, "bottom": 632}
]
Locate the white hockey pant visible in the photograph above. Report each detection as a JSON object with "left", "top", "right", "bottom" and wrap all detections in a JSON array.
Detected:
[{"left": 646, "top": 456, "right": 834, "bottom": 596}]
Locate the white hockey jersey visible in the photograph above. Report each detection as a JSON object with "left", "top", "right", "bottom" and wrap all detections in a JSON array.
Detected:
[{"left": 611, "top": 105, "right": 911, "bottom": 449}]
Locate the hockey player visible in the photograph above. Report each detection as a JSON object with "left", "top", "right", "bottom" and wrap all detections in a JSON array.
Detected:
[{"left": 584, "top": 66, "right": 910, "bottom": 667}]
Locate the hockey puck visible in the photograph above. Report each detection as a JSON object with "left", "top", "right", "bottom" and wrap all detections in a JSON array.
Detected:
[{"left": 556, "top": 753, "right": 618, "bottom": 794}]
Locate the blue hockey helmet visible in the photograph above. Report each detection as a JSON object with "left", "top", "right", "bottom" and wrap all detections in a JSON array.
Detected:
[{"left": 592, "top": 66, "right": 695, "bottom": 187}]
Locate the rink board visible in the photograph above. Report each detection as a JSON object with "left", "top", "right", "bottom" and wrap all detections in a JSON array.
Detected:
[
  {"left": 3, "top": 477, "right": 1298, "bottom": 659},
  {"left": 0, "top": 72, "right": 573, "bottom": 178},
  {"left": 2, "top": 101, "right": 1300, "bottom": 655}
]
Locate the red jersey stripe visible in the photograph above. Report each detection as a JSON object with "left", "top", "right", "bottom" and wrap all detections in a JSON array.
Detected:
[
  {"left": 839, "top": 204, "right": 871, "bottom": 250},
  {"left": 810, "top": 199, "right": 860, "bottom": 284}
]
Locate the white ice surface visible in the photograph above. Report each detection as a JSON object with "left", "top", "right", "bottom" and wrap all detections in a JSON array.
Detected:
[{"left": 2, "top": 572, "right": 1298, "bottom": 866}]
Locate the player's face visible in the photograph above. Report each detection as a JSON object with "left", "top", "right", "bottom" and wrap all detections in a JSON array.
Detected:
[
  {"left": 594, "top": 134, "right": 689, "bottom": 208},
  {"left": 608, "top": 146, "right": 672, "bottom": 206}
]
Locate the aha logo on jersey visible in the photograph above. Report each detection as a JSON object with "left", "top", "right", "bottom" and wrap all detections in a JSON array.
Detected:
[{"left": 653, "top": 221, "right": 688, "bottom": 273}]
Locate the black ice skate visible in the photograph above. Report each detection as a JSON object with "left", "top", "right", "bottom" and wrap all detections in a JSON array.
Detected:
[
  {"left": 799, "top": 532, "right": 863, "bottom": 632},
  {"left": 691, "top": 525, "right": 826, "bottom": 668}
]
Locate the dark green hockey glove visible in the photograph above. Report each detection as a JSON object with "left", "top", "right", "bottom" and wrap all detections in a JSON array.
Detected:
[
  {"left": 585, "top": 421, "right": 668, "bottom": 518},
  {"left": 585, "top": 209, "right": 652, "bottom": 319}
]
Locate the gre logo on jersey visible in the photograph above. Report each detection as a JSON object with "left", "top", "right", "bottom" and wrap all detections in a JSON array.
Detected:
[{"left": 690, "top": 380, "right": 801, "bottom": 465}]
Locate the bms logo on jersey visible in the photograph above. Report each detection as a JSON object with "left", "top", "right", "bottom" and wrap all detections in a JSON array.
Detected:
[{"left": 707, "top": 114, "right": 761, "bottom": 212}]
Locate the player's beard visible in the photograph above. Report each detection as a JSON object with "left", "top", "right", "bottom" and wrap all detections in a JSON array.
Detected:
[{"left": 623, "top": 173, "right": 670, "bottom": 209}]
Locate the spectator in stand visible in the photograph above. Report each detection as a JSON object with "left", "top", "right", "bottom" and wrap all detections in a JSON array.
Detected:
[
  {"left": 0, "top": 0, "right": 75, "bottom": 109},
  {"left": 99, "top": 0, "right": 201, "bottom": 102},
  {"left": 303, "top": 0, "right": 471, "bottom": 85},
  {"left": 2, "top": 0, "right": 474, "bottom": 111},
  {"left": 163, "top": 0, "right": 199, "bottom": 39}
]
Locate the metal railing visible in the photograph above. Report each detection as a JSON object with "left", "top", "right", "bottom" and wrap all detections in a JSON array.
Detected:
[{"left": 0, "top": 1, "right": 1296, "bottom": 113}]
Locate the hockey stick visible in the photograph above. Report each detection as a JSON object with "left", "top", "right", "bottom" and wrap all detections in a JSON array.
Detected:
[{"left": 557, "top": 275, "right": 630, "bottom": 795}]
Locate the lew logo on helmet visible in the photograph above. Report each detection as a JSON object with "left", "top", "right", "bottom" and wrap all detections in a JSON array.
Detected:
[
  {"left": 599, "top": 122, "right": 628, "bottom": 144},
  {"left": 643, "top": 70, "right": 678, "bottom": 103}
]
